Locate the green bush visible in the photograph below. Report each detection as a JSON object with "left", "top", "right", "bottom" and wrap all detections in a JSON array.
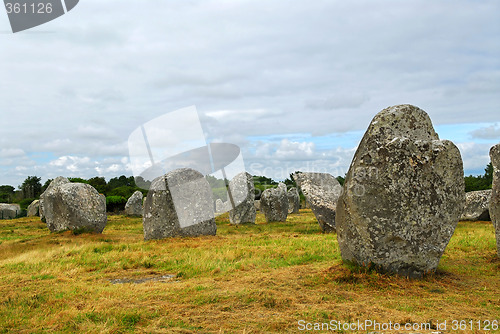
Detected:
[
  {"left": 336, "top": 176, "right": 345, "bottom": 186},
  {"left": 108, "top": 186, "right": 137, "bottom": 199},
  {"left": 254, "top": 184, "right": 273, "bottom": 200},
  {"left": 68, "top": 177, "right": 89, "bottom": 184},
  {"left": 106, "top": 196, "right": 127, "bottom": 213},
  {"left": 18, "top": 198, "right": 35, "bottom": 211}
]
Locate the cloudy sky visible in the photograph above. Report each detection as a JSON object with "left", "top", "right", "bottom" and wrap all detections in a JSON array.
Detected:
[{"left": 0, "top": 0, "right": 499, "bottom": 187}]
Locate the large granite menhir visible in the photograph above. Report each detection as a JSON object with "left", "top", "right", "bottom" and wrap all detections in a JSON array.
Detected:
[
  {"left": 336, "top": 105, "right": 465, "bottom": 277},
  {"left": 125, "top": 190, "right": 143, "bottom": 217},
  {"left": 293, "top": 172, "right": 341, "bottom": 233},
  {"left": 228, "top": 172, "right": 256, "bottom": 224},
  {"left": 40, "top": 176, "right": 70, "bottom": 221},
  {"left": 27, "top": 200, "right": 40, "bottom": 217},
  {"left": 287, "top": 187, "right": 300, "bottom": 214},
  {"left": 260, "top": 183, "right": 288, "bottom": 222},
  {"left": 143, "top": 168, "right": 216, "bottom": 240},
  {"left": 215, "top": 199, "right": 226, "bottom": 214},
  {"left": 40, "top": 177, "right": 107, "bottom": 233},
  {"left": 490, "top": 144, "right": 500, "bottom": 256}
]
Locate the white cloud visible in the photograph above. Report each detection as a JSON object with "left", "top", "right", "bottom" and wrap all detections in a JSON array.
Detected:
[
  {"left": 305, "top": 93, "right": 370, "bottom": 110},
  {"left": 469, "top": 123, "right": 500, "bottom": 140},
  {"left": 456, "top": 142, "right": 492, "bottom": 175},
  {"left": 37, "top": 139, "right": 73, "bottom": 153},
  {"left": 275, "top": 139, "right": 315, "bottom": 160},
  {"left": 107, "top": 164, "right": 121, "bottom": 173},
  {"left": 244, "top": 138, "right": 356, "bottom": 180},
  {"left": 0, "top": 148, "right": 25, "bottom": 159},
  {"left": 49, "top": 156, "right": 92, "bottom": 173},
  {"left": 76, "top": 125, "right": 120, "bottom": 141}
]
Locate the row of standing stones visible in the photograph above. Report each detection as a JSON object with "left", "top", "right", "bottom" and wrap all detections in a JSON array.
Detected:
[{"left": 18, "top": 104, "right": 500, "bottom": 278}]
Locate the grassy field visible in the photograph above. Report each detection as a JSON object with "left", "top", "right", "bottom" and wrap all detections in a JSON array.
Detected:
[{"left": 0, "top": 210, "right": 498, "bottom": 333}]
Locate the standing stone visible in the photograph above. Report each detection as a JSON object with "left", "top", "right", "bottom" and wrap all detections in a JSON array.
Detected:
[
  {"left": 287, "top": 187, "right": 300, "bottom": 214},
  {"left": 27, "top": 200, "right": 40, "bottom": 217},
  {"left": 461, "top": 190, "right": 491, "bottom": 221},
  {"left": 293, "top": 172, "right": 341, "bottom": 233},
  {"left": 40, "top": 176, "right": 71, "bottom": 221},
  {"left": 336, "top": 105, "right": 465, "bottom": 277},
  {"left": 0, "top": 204, "right": 21, "bottom": 219},
  {"left": 254, "top": 200, "right": 260, "bottom": 211},
  {"left": 490, "top": 144, "right": 500, "bottom": 256},
  {"left": 41, "top": 179, "right": 107, "bottom": 233},
  {"left": 278, "top": 182, "right": 287, "bottom": 193},
  {"left": 215, "top": 199, "right": 225, "bottom": 213},
  {"left": 125, "top": 191, "right": 143, "bottom": 217},
  {"left": 228, "top": 172, "right": 256, "bottom": 224},
  {"left": 143, "top": 168, "right": 216, "bottom": 240},
  {"left": 260, "top": 182, "right": 288, "bottom": 222}
]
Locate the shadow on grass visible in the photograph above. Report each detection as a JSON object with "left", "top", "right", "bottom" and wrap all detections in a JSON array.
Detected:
[{"left": 319, "top": 261, "right": 460, "bottom": 291}]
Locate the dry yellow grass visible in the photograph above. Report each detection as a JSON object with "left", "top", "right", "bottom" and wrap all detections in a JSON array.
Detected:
[{"left": 0, "top": 210, "right": 498, "bottom": 333}]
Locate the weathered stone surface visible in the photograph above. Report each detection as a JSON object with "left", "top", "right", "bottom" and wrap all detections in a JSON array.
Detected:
[
  {"left": 254, "top": 200, "right": 260, "bottom": 211},
  {"left": 41, "top": 179, "right": 107, "bottom": 233},
  {"left": 215, "top": 199, "right": 226, "bottom": 213},
  {"left": 27, "top": 200, "right": 40, "bottom": 217},
  {"left": 336, "top": 104, "right": 465, "bottom": 277},
  {"left": 39, "top": 176, "right": 70, "bottom": 221},
  {"left": 490, "top": 143, "right": 500, "bottom": 256},
  {"left": 287, "top": 187, "right": 300, "bottom": 214},
  {"left": 228, "top": 172, "right": 256, "bottom": 224},
  {"left": 260, "top": 182, "right": 288, "bottom": 222},
  {"left": 143, "top": 168, "right": 216, "bottom": 240},
  {"left": 293, "top": 173, "right": 341, "bottom": 232},
  {"left": 461, "top": 190, "right": 491, "bottom": 221},
  {"left": 125, "top": 191, "right": 143, "bottom": 217},
  {"left": 0, "top": 203, "right": 21, "bottom": 219}
]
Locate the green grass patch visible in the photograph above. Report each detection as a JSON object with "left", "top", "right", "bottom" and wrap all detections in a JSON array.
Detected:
[{"left": 0, "top": 213, "right": 497, "bottom": 333}]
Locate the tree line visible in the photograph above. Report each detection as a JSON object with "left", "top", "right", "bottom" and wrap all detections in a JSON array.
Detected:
[
  {"left": 464, "top": 163, "right": 493, "bottom": 192},
  {"left": 0, "top": 175, "right": 148, "bottom": 214},
  {"left": 0, "top": 163, "right": 493, "bottom": 214}
]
